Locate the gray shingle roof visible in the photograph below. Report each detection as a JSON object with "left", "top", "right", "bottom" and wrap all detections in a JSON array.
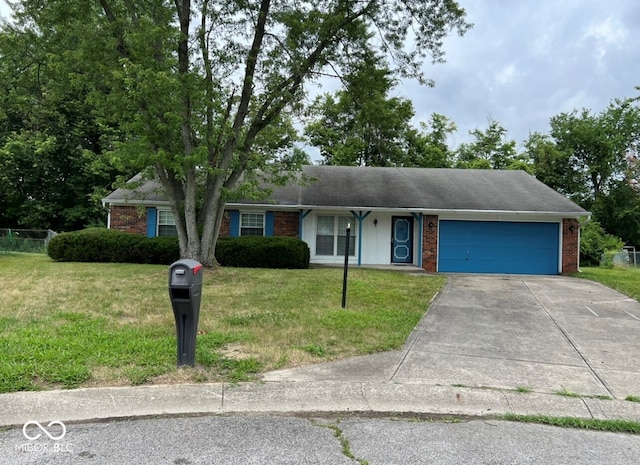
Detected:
[{"left": 104, "top": 166, "right": 588, "bottom": 215}]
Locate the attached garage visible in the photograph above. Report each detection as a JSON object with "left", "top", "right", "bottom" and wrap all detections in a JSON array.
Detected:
[{"left": 438, "top": 220, "right": 560, "bottom": 275}]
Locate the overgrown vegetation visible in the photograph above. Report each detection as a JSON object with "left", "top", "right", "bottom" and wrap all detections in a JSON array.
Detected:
[
  {"left": 0, "top": 254, "right": 444, "bottom": 393},
  {"left": 579, "top": 221, "right": 624, "bottom": 267},
  {"left": 502, "top": 413, "right": 640, "bottom": 434}
]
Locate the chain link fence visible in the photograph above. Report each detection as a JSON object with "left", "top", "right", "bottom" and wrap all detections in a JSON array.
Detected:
[
  {"left": 0, "top": 229, "right": 57, "bottom": 254},
  {"left": 601, "top": 250, "right": 640, "bottom": 268}
]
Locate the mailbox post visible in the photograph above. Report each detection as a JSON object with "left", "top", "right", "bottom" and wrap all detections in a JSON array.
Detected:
[{"left": 168, "top": 259, "right": 203, "bottom": 366}]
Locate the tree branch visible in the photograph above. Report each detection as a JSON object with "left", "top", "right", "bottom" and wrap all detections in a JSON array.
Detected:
[{"left": 98, "top": 0, "right": 129, "bottom": 59}]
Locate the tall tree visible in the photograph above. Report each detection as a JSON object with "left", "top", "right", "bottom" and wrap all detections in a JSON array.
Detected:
[
  {"left": 6, "top": 0, "right": 470, "bottom": 265},
  {"left": 455, "top": 120, "right": 526, "bottom": 170},
  {"left": 0, "top": 21, "right": 124, "bottom": 231},
  {"left": 524, "top": 132, "right": 582, "bottom": 200},
  {"left": 305, "top": 57, "right": 457, "bottom": 168},
  {"left": 403, "top": 113, "right": 457, "bottom": 168},
  {"left": 306, "top": 58, "right": 418, "bottom": 167},
  {"left": 549, "top": 99, "right": 640, "bottom": 205}
]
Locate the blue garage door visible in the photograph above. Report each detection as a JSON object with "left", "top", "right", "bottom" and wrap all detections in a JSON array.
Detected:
[{"left": 438, "top": 221, "right": 559, "bottom": 275}]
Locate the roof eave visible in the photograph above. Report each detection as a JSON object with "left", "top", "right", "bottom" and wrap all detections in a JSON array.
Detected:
[{"left": 225, "top": 202, "right": 591, "bottom": 218}]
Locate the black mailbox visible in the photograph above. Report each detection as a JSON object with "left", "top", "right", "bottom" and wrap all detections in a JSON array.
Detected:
[{"left": 168, "top": 259, "right": 204, "bottom": 366}]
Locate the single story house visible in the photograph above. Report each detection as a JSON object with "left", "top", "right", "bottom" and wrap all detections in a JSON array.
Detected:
[{"left": 103, "top": 166, "right": 589, "bottom": 275}]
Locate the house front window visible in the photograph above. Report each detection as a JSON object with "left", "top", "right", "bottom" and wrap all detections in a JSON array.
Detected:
[
  {"left": 240, "top": 212, "right": 265, "bottom": 236},
  {"left": 158, "top": 210, "right": 178, "bottom": 236},
  {"left": 316, "top": 215, "right": 356, "bottom": 256}
]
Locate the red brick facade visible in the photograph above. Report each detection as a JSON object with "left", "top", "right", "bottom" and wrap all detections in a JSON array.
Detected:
[
  {"left": 274, "top": 211, "right": 300, "bottom": 237},
  {"left": 109, "top": 206, "right": 147, "bottom": 235},
  {"left": 561, "top": 218, "right": 580, "bottom": 274},
  {"left": 422, "top": 215, "right": 439, "bottom": 272},
  {"left": 219, "top": 213, "right": 230, "bottom": 237}
]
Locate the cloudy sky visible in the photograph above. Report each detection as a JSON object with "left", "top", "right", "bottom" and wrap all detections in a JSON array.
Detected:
[
  {"left": 1, "top": 0, "right": 638, "bottom": 151},
  {"left": 409, "top": 0, "right": 640, "bottom": 148}
]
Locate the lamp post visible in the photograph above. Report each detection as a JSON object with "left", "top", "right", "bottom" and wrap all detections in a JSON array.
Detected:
[{"left": 341, "top": 223, "right": 351, "bottom": 308}]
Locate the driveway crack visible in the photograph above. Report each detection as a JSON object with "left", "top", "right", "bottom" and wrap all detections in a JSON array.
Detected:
[{"left": 522, "top": 280, "right": 614, "bottom": 398}]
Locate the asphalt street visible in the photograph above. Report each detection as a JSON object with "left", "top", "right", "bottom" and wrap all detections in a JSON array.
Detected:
[{"left": 2, "top": 415, "right": 640, "bottom": 465}]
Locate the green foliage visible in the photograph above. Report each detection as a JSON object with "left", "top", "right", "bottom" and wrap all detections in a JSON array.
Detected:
[
  {"left": 47, "top": 229, "right": 309, "bottom": 268},
  {"left": 47, "top": 228, "right": 180, "bottom": 264},
  {"left": 592, "top": 181, "right": 640, "bottom": 246},
  {"left": 305, "top": 57, "right": 456, "bottom": 168},
  {"left": 216, "top": 236, "right": 310, "bottom": 269},
  {"left": 455, "top": 120, "right": 529, "bottom": 171},
  {"left": 579, "top": 221, "right": 624, "bottom": 266},
  {"left": 0, "top": 23, "right": 131, "bottom": 231},
  {"left": 548, "top": 100, "right": 640, "bottom": 205}
]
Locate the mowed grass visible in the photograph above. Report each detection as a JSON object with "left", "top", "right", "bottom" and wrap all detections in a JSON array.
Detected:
[
  {"left": 573, "top": 266, "right": 640, "bottom": 301},
  {"left": 0, "top": 253, "right": 444, "bottom": 393}
]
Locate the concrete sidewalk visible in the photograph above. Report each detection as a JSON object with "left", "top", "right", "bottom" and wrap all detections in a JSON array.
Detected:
[{"left": 2, "top": 274, "right": 640, "bottom": 427}]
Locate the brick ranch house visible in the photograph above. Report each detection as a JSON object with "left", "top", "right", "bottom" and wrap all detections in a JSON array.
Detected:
[{"left": 103, "top": 166, "right": 590, "bottom": 275}]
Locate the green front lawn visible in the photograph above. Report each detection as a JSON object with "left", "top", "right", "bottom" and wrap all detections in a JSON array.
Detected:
[
  {"left": 0, "top": 253, "right": 444, "bottom": 393},
  {"left": 573, "top": 266, "right": 640, "bottom": 301}
]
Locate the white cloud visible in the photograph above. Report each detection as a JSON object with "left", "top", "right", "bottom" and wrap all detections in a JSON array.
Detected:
[
  {"left": 584, "top": 17, "right": 627, "bottom": 57},
  {"left": 495, "top": 64, "right": 518, "bottom": 86}
]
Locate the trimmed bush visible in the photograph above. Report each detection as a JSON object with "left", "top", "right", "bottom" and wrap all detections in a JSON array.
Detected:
[
  {"left": 133, "top": 236, "right": 181, "bottom": 264},
  {"left": 216, "top": 236, "right": 310, "bottom": 269},
  {"left": 48, "top": 228, "right": 179, "bottom": 265},
  {"left": 48, "top": 228, "right": 309, "bottom": 268}
]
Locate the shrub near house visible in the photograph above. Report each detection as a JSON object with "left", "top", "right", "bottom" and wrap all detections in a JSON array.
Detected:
[{"left": 47, "top": 228, "right": 310, "bottom": 268}]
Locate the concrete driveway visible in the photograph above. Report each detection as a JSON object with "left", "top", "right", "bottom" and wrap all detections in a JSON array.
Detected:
[{"left": 265, "top": 275, "right": 640, "bottom": 399}]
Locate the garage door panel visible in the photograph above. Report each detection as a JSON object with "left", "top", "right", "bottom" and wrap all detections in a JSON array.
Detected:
[{"left": 438, "top": 221, "right": 559, "bottom": 275}]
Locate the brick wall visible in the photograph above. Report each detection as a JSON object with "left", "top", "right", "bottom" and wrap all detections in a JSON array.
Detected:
[
  {"left": 562, "top": 218, "right": 580, "bottom": 274},
  {"left": 422, "top": 215, "right": 439, "bottom": 272},
  {"left": 109, "top": 206, "right": 146, "bottom": 235},
  {"left": 219, "top": 213, "right": 230, "bottom": 237},
  {"left": 274, "top": 211, "right": 300, "bottom": 237}
]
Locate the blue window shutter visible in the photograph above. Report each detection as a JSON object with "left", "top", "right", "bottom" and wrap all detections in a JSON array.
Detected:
[
  {"left": 146, "top": 208, "right": 157, "bottom": 238},
  {"left": 229, "top": 211, "right": 240, "bottom": 237},
  {"left": 265, "top": 212, "right": 275, "bottom": 236}
]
